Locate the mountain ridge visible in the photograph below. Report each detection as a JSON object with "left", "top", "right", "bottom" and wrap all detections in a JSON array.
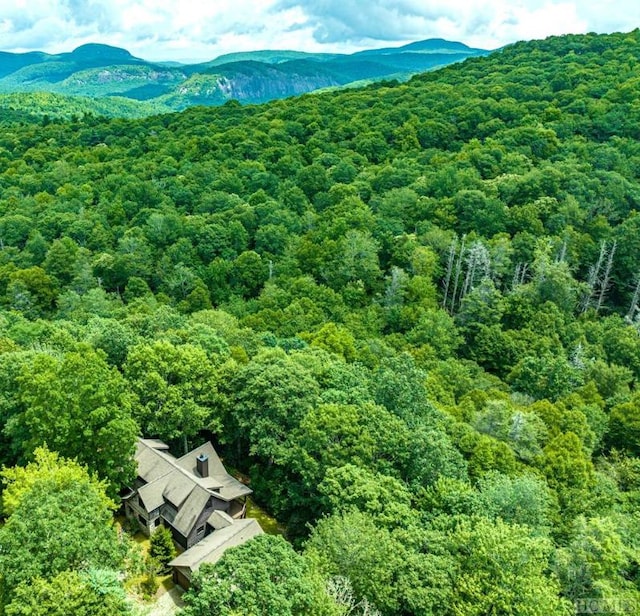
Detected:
[{"left": 0, "top": 39, "right": 490, "bottom": 115}]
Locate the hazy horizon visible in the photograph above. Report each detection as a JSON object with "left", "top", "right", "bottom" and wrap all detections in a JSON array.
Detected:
[{"left": 2, "top": 1, "right": 638, "bottom": 63}]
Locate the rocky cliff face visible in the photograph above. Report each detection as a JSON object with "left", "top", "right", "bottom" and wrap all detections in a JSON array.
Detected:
[
  {"left": 158, "top": 62, "right": 343, "bottom": 108},
  {"left": 214, "top": 71, "right": 340, "bottom": 102},
  {"left": 66, "top": 66, "right": 183, "bottom": 86}
]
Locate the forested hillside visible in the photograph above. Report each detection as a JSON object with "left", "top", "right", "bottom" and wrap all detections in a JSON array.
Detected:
[
  {"left": 1, "top": 30, "right": 640, "bottom": 615},
  {"left": 0, "top": 39, "right": 487, "bottom": 115}
]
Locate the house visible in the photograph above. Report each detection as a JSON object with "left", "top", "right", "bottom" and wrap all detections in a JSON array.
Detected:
[
  {"left": 124, "top": 438, "right": 253, "bottom": 550},
  {"left": 169, "top": 516, "right": 263, "bottom": 589}
]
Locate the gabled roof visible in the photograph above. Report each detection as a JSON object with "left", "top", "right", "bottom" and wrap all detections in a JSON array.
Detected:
[
  {"left": 208, "top": 510, "right": 234, "bottom": 530},
  {"left": 136, "top": 439, "right": 176, "bottom": 483},
  {"left": 138, "top": 475, "right": 170, "bottom": 512},
  {"left": 172, "top": 487, "right": 210, "bottom": 536},
  {"left": 175, "top": 442, "right": 253, "bottom": 500},
  {"left": 133, "top": 438, "right": 252, "bottom": 537},
  {"left": 177, "top": 442, "right": 227, "bottom": 478},
  {"left": 169, "top": 518, "right": 263, "bottom": 574}
]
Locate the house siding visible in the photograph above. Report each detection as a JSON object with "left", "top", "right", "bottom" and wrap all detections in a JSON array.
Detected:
[
  {"left": 124, "top": 498, "right": 154, "bottom": 536},
  {"left": 173, "top": 567, "right": 192, "bottom": 590},
  {"left": 170, "top": 525, "right": 188, "bottom": 550},
  {"left": 185, "top": 496, "right": 225, "bottom": 548}
]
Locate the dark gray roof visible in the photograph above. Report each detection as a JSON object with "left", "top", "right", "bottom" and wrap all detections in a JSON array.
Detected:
[
  {"left": 176, "top": 442, "right": 252, "bottom": 501},
  {"left": 177, "top": 442, "right": 227, "bottom": 477},
  {"left": 208, "top": 510, "right": 234, "bottom": 530},
  {"left": 136, "top": 440, "right": 176, "bottom": 483},
  {"left": 172, "top": 487, "right": 210, "bottom": 537},
  {"left": 137, "top": 476, "right": 169, "bottom": 512},
  {"left": 133, "top": 439, "right": 252, "bottom": 537},
  {"left": 169, "top": 518, "right": 263, "bottom": 576}
]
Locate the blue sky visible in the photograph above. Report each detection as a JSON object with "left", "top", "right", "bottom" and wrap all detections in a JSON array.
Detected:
[{"left": 1, "top": 0, "right": 637, "bottom": 62}]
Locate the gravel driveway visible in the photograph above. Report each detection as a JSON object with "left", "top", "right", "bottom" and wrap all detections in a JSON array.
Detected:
[{"left": 142, "top": 586, "right": 185, "bottom": 616}]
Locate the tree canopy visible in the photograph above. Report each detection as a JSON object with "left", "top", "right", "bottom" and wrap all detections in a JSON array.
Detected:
[{"left": 1, "top": 28, "right": 640, "bottom": 615}]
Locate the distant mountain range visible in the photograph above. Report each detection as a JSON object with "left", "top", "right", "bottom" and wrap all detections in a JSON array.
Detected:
[{"left": 0, "top": 40, "right": 490, "bottom": 115}]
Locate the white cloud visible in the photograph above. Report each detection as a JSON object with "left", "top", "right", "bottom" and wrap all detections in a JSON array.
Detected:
[
  {"left": 0, "top": 0, "right": 637, "bottom": 61},
  {"left": 272, "top": 0, "right": 605, "bottom": 49}
]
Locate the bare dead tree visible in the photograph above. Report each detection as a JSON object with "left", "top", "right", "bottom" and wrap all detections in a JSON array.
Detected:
[
  {"left": 595, "top": 240, "right": 616, "bottom": 314},
  {"left": 461, "top": 241, "right": 492, "bottom": 301},
  {"left": 442, "top": 238, "right": 457, "bottom": 310},
  {"left": 580, "top": 241, "right": 606, "bottom": 313},
  {"left": 450, "top": 234, "right": 466, "bottom": 312},
  {"left": 626, "top": 274, "right": 640, "bottom": 323},
  {"left": 581, "top": 240, "right": 617, "bottom": 314},
  {"left": 326, "top": 576, "right": 382, "bottom": 616},
  {"left": 556, "top": 239, "right": 568, "bottom": 264},
  {"left": 384, "top": 266, "right": 407, "bottom": 308},
  {"left": 511, "top": 262, "right": 529, "bottom": 290}
]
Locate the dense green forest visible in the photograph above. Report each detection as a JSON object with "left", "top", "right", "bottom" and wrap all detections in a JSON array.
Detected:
[{"left": 2, "top": 29, "right": 640, "bottom": 615}]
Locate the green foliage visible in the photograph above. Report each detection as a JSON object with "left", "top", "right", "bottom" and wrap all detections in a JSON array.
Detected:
[
  {"left": 0, "top": 446, "right": 114, "bottom": 517},
  {"left": 149, "top": 525, "right": 176, "bottom": 571},
  {"left": 6, "top": 347, "right": 138, "bottom": 490},
  {"left": 607, "top": 393, "right": 640, "bottom": 455},
  {"left": 139, "top": 561, "right": 160, "bottom": 600},
  {"left": 474, "top": 472, "right": 556, "bottom": 532},
  {"left": 305, "top": 510, "right": 455, "bottom": 615},
  {"left": 445, "top": 517, "right": 572, "bottom": 615},
  {"left": 4, "top": 570, "right": 131, "bottom": 616},
  {"left": 5, "top": 267, "right": 58, "bottom": 318},
  {"left": 553, "top": 515, "right": 640, "bottom": 605},
  {"left": 182, "top": 534, "right": 338, "bottom": 616},
  {"left": 508, "top": 353, "right": 582, "bottom": 401},
  {"left": 472, "top": 400, "right": 547, "bottom": 461},
  {"left": 317, "top": 463, "right": 413, "bottom": 523},
  {"left": 222, "top": 348, "right": 320, "bottom": 461},
  {"left": 0, "top": 448, "right": 125, "bottom": 603},
  {"left": 125, "top": 339, "right": 219, "bottom": 447},
  {"left": 540, "top": 432, "right": 596, "bottom": 493}
]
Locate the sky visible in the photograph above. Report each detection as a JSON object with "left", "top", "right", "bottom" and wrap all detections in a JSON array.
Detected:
[{"left": 0, "top": 0, "right": 637, "bottom": 63}]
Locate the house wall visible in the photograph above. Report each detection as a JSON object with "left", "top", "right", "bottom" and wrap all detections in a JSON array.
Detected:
[
  {"left": 172, "top": 567, "right": 192, "bottom": 590},
  {"left": 185, "top": 495, "right": 229, "bottom": 548},
  {"left": 124, "top": 498, "right": 156, "bottom": 536},
  {"left": 125, "top": 492, "right": 223, "bottom": 549},
  {"left": 169, "top": 524, "right": 189, "bottom": 550}
]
